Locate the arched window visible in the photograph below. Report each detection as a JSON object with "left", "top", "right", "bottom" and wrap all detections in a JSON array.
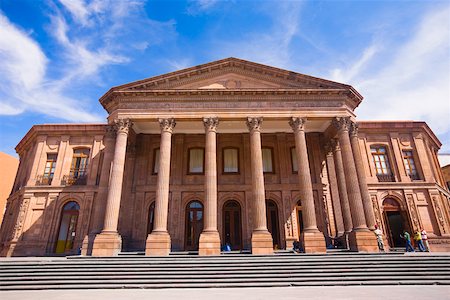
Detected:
[{"left": 55, "top": 201, "right": 80, "bottom": 254}]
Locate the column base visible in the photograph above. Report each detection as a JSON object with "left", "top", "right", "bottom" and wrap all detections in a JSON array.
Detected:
[
  {"left": 251, "top": 230, "right": 273, "bottom": 255},
  {"left": 81, "top": 233, "right": 97, "bottom": 256},
  {"left": 301, "top": 230, "right": 326, "bottom": 253},
  {"left": 198, "top": 231, "right": 221, "bottom": 256},
  {"left": 146, "top": 231, "right": 171, "bottom": 256},
  {"left": 348, "top": 229, "right": 378, "bottom": 252},
  {"left": 91, "top": 232, "right": 122, "bottom": 256}
]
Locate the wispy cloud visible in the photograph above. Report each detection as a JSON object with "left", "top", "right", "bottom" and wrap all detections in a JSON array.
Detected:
[
  {"left": 330, "top": 5, "right": 450, "bottom": 150},
  {"left": 215, "top": 2, "right": 303, "bottom": 68},
  {"left": 0, "top": 0, "right": 176, "bottom": 122},
  {"left": 187, "top": 0, "right": 221, "bottom": 15}
]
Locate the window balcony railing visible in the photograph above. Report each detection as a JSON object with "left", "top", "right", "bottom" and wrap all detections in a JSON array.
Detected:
[
  {"left": 376, "top": 174, "right": 395, "bottom": 182},
  {"left": 61, "top": 174, "right": 87, "bottom": 186},
  {"left": 408, "top": 173, "right": 420, "bottom": 181},
  {"left": 35, "top": 174, "right": 53, "bottom": 186}
]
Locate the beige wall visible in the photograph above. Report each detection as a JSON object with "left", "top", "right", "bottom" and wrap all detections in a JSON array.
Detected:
[{"left": 0, "top": 152, "right": 19, "bottom": 225}]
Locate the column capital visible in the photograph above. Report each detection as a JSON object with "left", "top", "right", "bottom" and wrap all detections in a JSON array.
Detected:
[
  {"left": 159, "top": 118, "right": 176, "bottom": 133},
  {"left": 332, "top": 116, "right": 352, "bottom": 132},
  {"left": 203, "top": 117, "right": 219, "bottom": 132},
  {"left": 105, "top": 125, "right": 116, "bottom": 139},
  {"left": 246, "top": 117, "right": 263, "bottom": 132},
  {"left": 330, "top": 138, "right": 341, "bottom": 151},
  {"left": 350, "top": 122, "right": 359, "bottom": 137},
  {"left": 289, "top": 117, "right": 306, "bottom": 132},
  {"left": 114, "top": 118, "right": 132, "bottom": 135}
]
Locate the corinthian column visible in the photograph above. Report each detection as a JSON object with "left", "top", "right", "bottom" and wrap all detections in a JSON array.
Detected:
[
  {"left": 350, "top": 123, "right": 376, "bottom": 230},
  {"left": 146, "top": 118, "right": 176, "bottom": 256},
  {"left": 246, "top": 117, "right": 273, "bottom": 254},
  {"left": 199, "top": 117, "right": 221, "bottom": 255},
  {"left": 332, "top": 117, "right": 377, "bottom": 252},
  {"left": 289, "top": 117, "right": 325, "bottom": 253},
  {"left": 92, "top": 118, "right": 132, "bottom": 256}
]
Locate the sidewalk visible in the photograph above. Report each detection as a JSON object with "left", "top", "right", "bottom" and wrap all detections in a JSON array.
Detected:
[{"left": 1, "top": 286, "right": 450, "bottom": 300}]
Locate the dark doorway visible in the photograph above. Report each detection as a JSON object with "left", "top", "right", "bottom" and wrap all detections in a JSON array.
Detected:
[
  {"left": 147, "top": 202, "right": 155, "bottom": 235},
  {"left": 266, "top": 200, "right": 280, "bottom": 249},
  {"left": 185, "top": 201, "right": 203, "bottom": 251},
  {"left": 383, "top": 198, "right": 410, "bottom": 248},
  {"left": 55, "top": 201, "right": 80, "bottom": 254},
  {"left": 296, "top": 201, "right": 304, "bottom": 238},
  {"left": 223, "top": 200, "right": 242, "bottom": 250}
]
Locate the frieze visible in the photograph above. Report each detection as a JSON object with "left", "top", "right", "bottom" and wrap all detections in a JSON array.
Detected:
[{"left": 119, "top": 100, "right": 344, "bottom": 111}]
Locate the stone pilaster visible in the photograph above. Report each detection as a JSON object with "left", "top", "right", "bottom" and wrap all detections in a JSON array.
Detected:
[
  {"left": 199, "top": 117, "right": 221, "bottom": 255},
  {"left": 146, "top": 118, "right": 176, "bottom": 256},
  {"left": 289, "top": 117, "right": 326, "bottom": 253},
  {"left": 333, "top": 117, "right": 377, "bottom": 252},
  {"left": 246, "top": 117, "right": 273, "bottom": 254},
  {"left": 92, "top": 119, "right": 132, "bottom": 256},
  {"left": 350, "top": 123, "right": 376, "bottom": 230}
]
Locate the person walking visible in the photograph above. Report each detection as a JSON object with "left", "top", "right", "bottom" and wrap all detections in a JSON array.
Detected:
[
  {"left": 374, "top": 225, "right": 385, "bottom": 252},
  {"left": 421, "top": 229, "right": 431, "bottom": 252},
  {"left": 414, "top": 230, "right": 426, "bottom": 252},
  {"left": 401, "top": 230, "right": 415, "bottom": 252}
]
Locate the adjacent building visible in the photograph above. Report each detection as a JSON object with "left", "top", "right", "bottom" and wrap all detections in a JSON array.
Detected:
[{"left": 1, "top": 58, "right": 449, "bottom": 257}]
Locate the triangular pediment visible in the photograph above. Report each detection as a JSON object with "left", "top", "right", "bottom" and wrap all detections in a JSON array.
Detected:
[{"left": 113, "top": 57, "right": 350, "bottom": 91}]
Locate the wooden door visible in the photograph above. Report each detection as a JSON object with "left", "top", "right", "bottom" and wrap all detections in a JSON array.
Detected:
[
  {"left": 185, "top": 201, "right": 203, "bottom": 251},
  {"left": 223, "top": 200, "right": 242, "bottom": 250}
]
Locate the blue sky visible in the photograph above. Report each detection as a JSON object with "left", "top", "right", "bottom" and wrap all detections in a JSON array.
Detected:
[{"left": 0, "top": 0, "right": 449, "bottom": 158}]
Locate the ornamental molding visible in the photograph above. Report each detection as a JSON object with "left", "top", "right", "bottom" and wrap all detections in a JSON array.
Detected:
[
  {"left": 246, "top": 117, "right": 263, "bottom": 132},
  {"left": 158, "top": 118, "right": 176, "bottom": 133},
  {"left": 203, "top": 117, "right": 219, "bottom": 132},
  {"left": 332, "top": 116, "right": 352, "bottom": 132},
  {"left": 289, "top": 117, "right": 306, "bottom": 132},
  {"left": 350, "top": 122, "right": 359, "bottom": 137},
  {"left": 114, "top": 118, "right": 132, "bottom": 134}
]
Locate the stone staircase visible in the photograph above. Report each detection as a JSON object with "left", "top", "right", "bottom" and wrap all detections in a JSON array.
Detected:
[{"left": 1, "top": 253, "right": 450, "bottom": 290}]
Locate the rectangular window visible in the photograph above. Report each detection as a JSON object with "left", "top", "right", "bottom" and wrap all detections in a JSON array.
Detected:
[
  {"left": 153, "top": 148, "right": 160, "bottom": 174},
  {"left": 42, "top": 153, "right": 57, "bottom": 184},
  {"left": 262, "top": 148, "right": 273, "bottom": 173},
  {"left": 189, "top": 148, "right": 204, "bottom": 174},
  {"left": 291, "top": 147, "right": 298, "bottom": 173},
  {"left": 69, "top": 148, "right": 89, "bottom": 184},
  {"left": 223, "top": 148, "right": 239, "bottom": 173},
  {"left": 371, "top": 146, "right": 394, "bottom": 182},
  {"left": 403, "top": 150, "right": 419, "bottom": 180}
]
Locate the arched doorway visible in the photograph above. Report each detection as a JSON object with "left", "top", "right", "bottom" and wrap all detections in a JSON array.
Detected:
[
  {"left": 296, "top": 201, "right": 304, "bottom": 238},
  {"left": 266, "top": 200, "right": 280, "bottom": 249},
  {"left": 147, "top": 202, "right": 155, "bottom": 235},
  {"left": 55, "top": 201, "right": 80, "bottom": 254},
  {"left": 223, "top": 200, "right": 242, "bottom": 250},
  {"left": 185, "top": 200, "right": 203, "bottom": 251},
  {"left": 383, "top": 198, "right": 411, "bottom": 248}
]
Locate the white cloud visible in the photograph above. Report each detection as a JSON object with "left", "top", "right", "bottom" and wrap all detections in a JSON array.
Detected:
[
  {"left": 187, "top": 0, "right": 221, "bottom": 14},
  {"left": 0, "top": 13, "right": 101, "bottom": 122},
  {"left": 215, "top": 2, "right": 303, "bottom": 68},
  {"left": 330, "top": 6, "right": 450, "bottom": 151}
]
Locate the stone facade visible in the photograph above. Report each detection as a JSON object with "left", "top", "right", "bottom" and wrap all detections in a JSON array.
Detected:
[{"left": 1, "top": 58, "right": 449, "bottom": 256}]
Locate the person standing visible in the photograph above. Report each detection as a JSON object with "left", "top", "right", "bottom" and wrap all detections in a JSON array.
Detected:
[
  {"left": 374, "top": 225, "right": 385, "bottom": 252},
  {"left": 414, "top": 230, "right": 426, "bottom": 252},
  {"left": 421, "top": 229, "right": 431, "bottom": 252},
  {"left": 401, "top": 230, "right": 415, "bottom": 252}
]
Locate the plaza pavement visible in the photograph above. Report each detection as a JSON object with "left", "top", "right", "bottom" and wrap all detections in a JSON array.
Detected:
[{"left": 1, "top": 286, "right": 450, "bottom": 300}]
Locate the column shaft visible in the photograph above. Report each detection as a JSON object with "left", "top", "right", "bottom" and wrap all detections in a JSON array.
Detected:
[
  {"left": 350, "top": 123, "right": 376, "bottom": 229},
  {"left": 289, "top": 117, "right": 318, "bottom": 231},
  {"left": 332, "top": 139, "right": 353, "bottom": 233},
  {"left": 146, "top": 118, "right": 176, "bottom": 256},
  {"left": 334, "top": 117, "right": 367, "bottom": 230},
  {"left": 199, "top": 117, "right": 221, "bottom": 255},
  {"left": 247, "top": 117, "right": 273, "bottom": 254},
  {"left": 102, "top": 119, "right": 131, "bottom": 233},
  {"left": 325, "top": 144, "right": 345, "bottom": 236}
]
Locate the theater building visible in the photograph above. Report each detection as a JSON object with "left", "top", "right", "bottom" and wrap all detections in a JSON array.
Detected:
[{"left": 1, "top": 58, "right": 450, "bottom": 257}]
